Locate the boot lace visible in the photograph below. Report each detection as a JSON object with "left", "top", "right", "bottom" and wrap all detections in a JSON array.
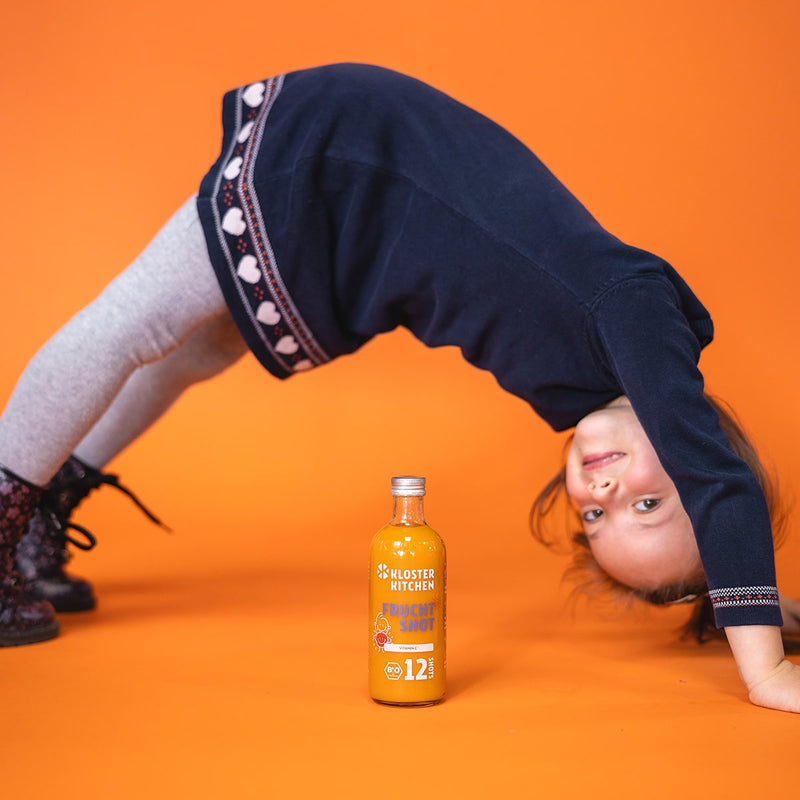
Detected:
[{"left": 41, "top": 471, "right": 169, "bottom": 551}]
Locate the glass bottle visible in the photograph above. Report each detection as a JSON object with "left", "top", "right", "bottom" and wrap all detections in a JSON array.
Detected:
[{"left": 368, "top": 476, "right": 446, "bottom": 706}]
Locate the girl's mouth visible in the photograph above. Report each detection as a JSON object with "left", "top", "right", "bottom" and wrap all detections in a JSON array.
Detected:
[{"left": 582, "top": 452, "right": 625, "bottom": 470}]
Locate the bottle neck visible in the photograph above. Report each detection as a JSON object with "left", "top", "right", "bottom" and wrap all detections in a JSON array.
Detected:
[{"left": 390, "top": 495, "right": 426, "bottom": 526}]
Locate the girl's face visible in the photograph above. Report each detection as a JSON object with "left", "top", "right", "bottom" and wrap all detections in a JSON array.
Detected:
[{"left": 565, "top": 397, "right": 702, "bottom": 591}]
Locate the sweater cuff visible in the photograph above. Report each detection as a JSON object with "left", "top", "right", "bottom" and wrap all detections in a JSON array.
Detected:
[{"left": 710, "top": 585, "right": 783, "bottom": 628}]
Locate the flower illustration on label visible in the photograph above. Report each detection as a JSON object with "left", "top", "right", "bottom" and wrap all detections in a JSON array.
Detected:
[{"left": 373, "top": 612, "right": 392, "bottom": 650}]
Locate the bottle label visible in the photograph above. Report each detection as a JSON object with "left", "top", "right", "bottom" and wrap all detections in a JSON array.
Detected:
[
  {"left": 369, "top": 555, "right": 445, "bottom": 703},
  {"left": 369, "top": 518, "right": 446, "bottom": 705}
]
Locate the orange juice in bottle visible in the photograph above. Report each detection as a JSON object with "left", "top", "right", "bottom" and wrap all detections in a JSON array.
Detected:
[{"left": 368, "top": 476, "right": 446, "bottom": 706}]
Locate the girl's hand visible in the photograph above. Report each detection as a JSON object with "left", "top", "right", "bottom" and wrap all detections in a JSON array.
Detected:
[
  {"left": 747, "top": 659, "right": 800, "bottom": 714},
  {"left": 725, "top": 624, "right": 800, "bottom": 713}
]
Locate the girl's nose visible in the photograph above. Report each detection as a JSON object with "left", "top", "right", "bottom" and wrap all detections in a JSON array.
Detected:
[{"left": 588, "top": 476, "right": 618, "bottom": 495}]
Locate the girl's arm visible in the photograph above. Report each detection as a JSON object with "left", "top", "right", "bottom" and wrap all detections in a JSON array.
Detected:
[
  {"left": 592, "top": 281, "right": 782, "bottom": 630},
  {"left": 725, "top": 625, "right": 800, "bottom": 713}
]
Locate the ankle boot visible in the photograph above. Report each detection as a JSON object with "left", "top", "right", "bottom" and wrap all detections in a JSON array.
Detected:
[
  {"left": 0, "top": 466, "right": 59, "bottom": 646},
  {"left": 17, "top": 455, "right": 166, "bottom": 613},
  {"left": 16, "top": 457, "right": 100, "bottom": 612}
]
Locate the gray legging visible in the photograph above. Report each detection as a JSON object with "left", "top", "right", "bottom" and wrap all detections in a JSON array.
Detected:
[{"left": 0, "top": 196, "right": 249, "bottom": 486}]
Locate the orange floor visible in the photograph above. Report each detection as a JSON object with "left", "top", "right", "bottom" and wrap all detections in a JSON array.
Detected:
[{"left": 2, "top": 1, "right": 800, "bottom": 796}]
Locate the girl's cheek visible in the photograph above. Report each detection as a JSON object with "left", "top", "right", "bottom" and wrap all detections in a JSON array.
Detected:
[{"left": 564, "top": 464, "right": 582, "bottom": 501}]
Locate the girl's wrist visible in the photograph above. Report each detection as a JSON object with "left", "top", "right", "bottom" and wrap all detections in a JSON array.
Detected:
[{"left": 724, "top": 625, "right": 785, "bottom": 689}]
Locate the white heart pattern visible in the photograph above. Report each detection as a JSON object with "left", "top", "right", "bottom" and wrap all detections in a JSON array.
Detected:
[
  {"left": 256, "top": 301, "right": 281, "bottom": 325},
  {"left": 209, "top": 75, "right": 327, "bottom": 375},
  {"left": 236, "top": 255, "right": 260, "bottom": 284},
  {"left": 237, "top": 121, "right": 254, "bottom": 143},
  {"left": 223, "top": 156, "right": 243, "bottom": 180},
  {"left": 275, "top": 335, "right": 299, "bottom": 355},
  {"left": 222, "top": 207, "right": 246, "bottom": 236},
  {"left": 242, "top": 82, "right": 266, "bottom": 108}
]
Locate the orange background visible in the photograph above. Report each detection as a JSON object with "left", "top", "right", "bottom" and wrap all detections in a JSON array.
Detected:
[{"left": 2, "top": 1, "right": 799, "bottom": 796}]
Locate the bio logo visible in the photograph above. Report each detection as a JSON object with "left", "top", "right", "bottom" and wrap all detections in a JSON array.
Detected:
[{"left": 384, "top": 662, "right": 402, "bottom": 680}]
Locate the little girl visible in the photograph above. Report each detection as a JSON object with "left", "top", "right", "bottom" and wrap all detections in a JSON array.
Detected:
[{"left": 1, "top": 63, "right": 797, "bottom": 713}]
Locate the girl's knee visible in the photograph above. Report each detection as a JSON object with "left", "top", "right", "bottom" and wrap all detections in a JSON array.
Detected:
[{"left": 172, "top": 314, "right": 249, "bottom": 381}]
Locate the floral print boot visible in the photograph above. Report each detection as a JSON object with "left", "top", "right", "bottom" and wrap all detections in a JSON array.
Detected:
[
  {"left": 0, "top": 466, "right": 59, "bottom": 646},
  {"left": 16, "top": 456, "right": 102, "bottom": 613},
  {"left": 17, "top": 455, "right": 166, "bottom": 613}
]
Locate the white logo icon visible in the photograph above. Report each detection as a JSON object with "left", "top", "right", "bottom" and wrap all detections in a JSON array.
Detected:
[
  {"left": 376, "top": 563, "right": 389, "bottom": 579},
  {"left": 384, "top": 662, "right": 402, "bottom": 680}
]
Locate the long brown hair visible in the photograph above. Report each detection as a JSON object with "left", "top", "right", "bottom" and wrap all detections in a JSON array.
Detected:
[{"left": 529, "top": 395, "right": 787, "bottom": 642}]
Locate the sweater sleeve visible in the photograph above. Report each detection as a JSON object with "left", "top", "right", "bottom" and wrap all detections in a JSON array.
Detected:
[{"left": 589, "top": 276, "right": 781, "bottom": 628}]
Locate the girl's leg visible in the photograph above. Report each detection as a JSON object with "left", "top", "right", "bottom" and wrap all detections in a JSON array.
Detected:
[
  {"left": 73, "top": 311, "right": 248, "bottom": 470},
  {"left": 17, "top": 312, "right": 249, "bottom": 612},
  {"left": 0, "top": 195, "right": 226, "bottom": 485},
  {"left": 0, "top": 194, "right": 231, "bottom": 642}
]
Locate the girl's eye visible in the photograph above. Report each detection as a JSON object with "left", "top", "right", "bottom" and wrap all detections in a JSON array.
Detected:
[
  {"left": 633, "top": 499, "right": 660, "bottom": 512},
  {"left": 582, "top": 508, "right": 603, "bottom": 522}
]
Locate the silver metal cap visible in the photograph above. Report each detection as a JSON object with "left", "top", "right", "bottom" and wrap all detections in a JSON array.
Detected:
[{"left": 390, "top": 476, "right": 426, "bottom": 496}]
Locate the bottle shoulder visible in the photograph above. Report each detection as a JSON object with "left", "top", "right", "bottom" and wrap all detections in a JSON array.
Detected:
[{"left": 370, "top": 523, "right": 445, "bottom": 550}]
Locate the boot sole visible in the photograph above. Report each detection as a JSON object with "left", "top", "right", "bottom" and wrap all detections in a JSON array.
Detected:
[
  {"left": 26, "top": 578, "right": 96, "bottom": 614},
  {"left": 52, "top": 596, "right": 96, "bottom": 613},
  {"left": 0, "top": 620, "right": 60, "bottom": 647}
]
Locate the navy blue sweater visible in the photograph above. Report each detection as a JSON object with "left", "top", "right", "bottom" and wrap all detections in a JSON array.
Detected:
[{"left": 197, "top": 63, "right": 781, "bottom": 628}]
